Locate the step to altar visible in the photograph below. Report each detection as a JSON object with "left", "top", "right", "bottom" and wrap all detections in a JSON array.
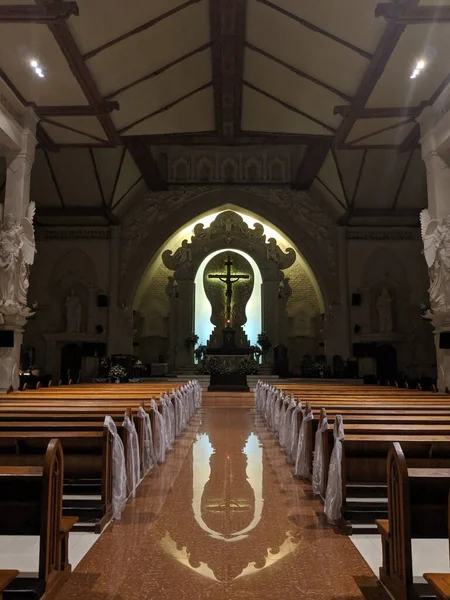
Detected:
[{"left": 202, "top": 391, "right": 255, "bottom": 407}]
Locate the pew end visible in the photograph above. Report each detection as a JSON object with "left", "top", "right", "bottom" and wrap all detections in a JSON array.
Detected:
[
  {"left": 0, "top": 571, "right": 18, "bottom": 600},
  {"left": 424, "top": 573, "right": 450, "bottom": 600}
]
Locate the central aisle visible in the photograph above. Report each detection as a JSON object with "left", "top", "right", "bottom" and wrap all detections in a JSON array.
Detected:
[{"left": 55, "top": 407, "right": 389, "bottom": 599}]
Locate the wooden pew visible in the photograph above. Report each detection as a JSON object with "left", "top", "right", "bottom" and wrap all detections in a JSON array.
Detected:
[
  {"left": 0, "top": 439, "right": 77, "bottom": 600},
  {"left": 376, "top": 442, "right": 450, "bottom": 600},
  {"left": 0, "top": 430, "right": 113, "bottom": 533},
  {"left": 423, "top": 574, "right": 450, "bottom": 600},
  {"left": 0, "top": 572, "right": 18, "bottom": 600}
]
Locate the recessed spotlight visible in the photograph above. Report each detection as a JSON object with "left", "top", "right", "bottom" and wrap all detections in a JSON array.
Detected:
[
  {"left": 35, "top": 67, "right": 44, "bottom": 78},
  {"left": 30, "top": 59, "right": 38, "bottom": 68},
  {"left": 410, "top": 59, "right": 426, "bottom": 80}
]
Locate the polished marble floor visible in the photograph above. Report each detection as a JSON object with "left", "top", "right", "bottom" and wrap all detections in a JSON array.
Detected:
[{"left": 51, "top": 407, "right": 390, "bottom": 600}]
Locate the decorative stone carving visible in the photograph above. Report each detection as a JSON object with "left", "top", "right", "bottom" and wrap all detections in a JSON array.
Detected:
[
  {"left": 65, "top": 290, "right": 82, "bottom": 333},
  {"left": 162, "top": 211, "right": 296, "bottom": 275},
  {"left": 121, "top": 186, "right": 336, "bottom": 282},
  {"left": 421, "top": 209, "right": 450, "bottom": 312},
  {"left": 166, "top": 277, "right": 179, "bottom": 299},
  {"left": 376, "top": 287, "right": 394, "bottom": 333},
  {"left": 0, "top": 202, "right": 36, "bottom": 317},
  {"left": 278, "top": 277, "right": 292, "bottom": 300}
]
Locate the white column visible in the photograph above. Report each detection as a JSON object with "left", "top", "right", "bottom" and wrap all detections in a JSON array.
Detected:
[
  {"left": 418, "top": 86, "right": 450, "bottom": 390},
  {"left": 0, "top": 106, "right": 38, "bottom": 392}
]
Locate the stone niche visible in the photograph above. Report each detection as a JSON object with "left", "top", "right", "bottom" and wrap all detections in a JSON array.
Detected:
[{"left": 135, "top": 209, "right": 323, "bottom": 372}]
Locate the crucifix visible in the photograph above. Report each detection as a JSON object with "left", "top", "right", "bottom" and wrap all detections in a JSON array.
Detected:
[{"left": 208, "top": 254, "right": 249, "bottom": 325}]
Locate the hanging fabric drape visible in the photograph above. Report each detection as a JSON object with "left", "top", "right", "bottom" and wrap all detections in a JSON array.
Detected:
[
  {"left": 161, "top": 396, "right": 173, "bottom": 450},
  {"left": 137, "top": 406, "right": 156, "bottom": 474},
  {"left": 312, "top": 412, "right": 330, "bottom": 497},
  {"left": 288, "top": 401, "right": 303, "bottom": 464},
  {"left": 281, "top": 398, "right": 296, "bottom": 452},
  {"left": 104, "top": 416, "right": 127, "bottom": 520},
  {"left": 151, "top": 398, "right": 166, "bottom": 463},
  {"left": 122, "top": 412, "right": 141, "bottom": 498},
  {"left": 278, "top": 397, "right": 290, "bottom": 447},
  {"left": 294, "top": 404, "right": 314, "bottom": 478},
  {"left": 324, "top": 415, "right": 345, "bottom": 523}
]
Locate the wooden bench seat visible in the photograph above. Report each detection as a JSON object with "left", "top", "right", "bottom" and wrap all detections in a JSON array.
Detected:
[
  {"left": 0, "top": 439, "right": 77, "bottom": 600},
  {"left": 423, "top": 574, "right": 450, "bottom": 600},
  {"left": 0, "top": 572, "right": 18, "bottom": 600},
  {"left": 0, "top": 431, "right": 113, "bottom": 533},
  {"left": 377, "top": 443, "right": 450, "bottom": 600}
]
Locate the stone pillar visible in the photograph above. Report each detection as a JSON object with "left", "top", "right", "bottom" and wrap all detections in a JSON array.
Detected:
[
  {"left": 418, "top": 90, "right": 450, "bottom": 390},
  {"left": 262, "top": 280, "right": 279, "bottom": 364},
  {"left": 0, "top": 107, "right": 37, "bottom": 393}
]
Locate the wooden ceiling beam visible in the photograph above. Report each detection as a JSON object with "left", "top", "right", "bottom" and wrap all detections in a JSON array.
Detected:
[
  {"left": 292, "top": 140, "right": 332, "bottom": 190},
  {"left": 376, "top": 3, "right": 450, "bottom": 23},
  {"left": 244, "top": 81, "right": 337, "bottom": 133},
  {"left": 247, "top": 43, "right": 352, "bottom": 103},
  {"left": 36, "top": 0, "right": 121, "bottom": 145},
  {"left": 399, "top": 122, "right": 420, "bottom": 152},
  {"left": 0, "top": 2, "right": 78, "bottom": 23},
  {"left": 126, "top": 140, "right": 167, "bottom": 191},
  {"left": 36, "top": 123, "right": 59, "bottom": 152},
  {"left": 256, "top": 0, "right": 373, "bottom": 60},
  {"left": 34, "top": 102, "right": 119, "bottom": 117},
  {"left": 209, "top": 0, "right": 247, "bottom": 138},
  {"left": 334, "top": 0, "right": 419, "bottom": 148},
  {"left": 334, "top": 105, "right": 423, "bottom": 118},
  {"left": 122, "top": 132, "right": 332, "bottom": 146},
  {"left": 83, "top": 0, "right": 202, "bottom": 60}
]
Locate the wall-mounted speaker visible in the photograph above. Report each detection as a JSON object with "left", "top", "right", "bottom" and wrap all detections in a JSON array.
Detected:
[
  {"left": 97, "top": 294, "right": 108, "bottom": 307},
  {"left": 440, "top": 332, "right": 450, "bottom": 349},
  {"left": 354, "top": 325, "right": 361, "bottom": 334},
  {"left": 352, "top": 293, "right": 362, "bottom": 306},
  {"left": 0, "top": 330, "right": 14, "bottom": 347},
  {"left": 81, "top": 342, "right": 106, "bottom": 357}
]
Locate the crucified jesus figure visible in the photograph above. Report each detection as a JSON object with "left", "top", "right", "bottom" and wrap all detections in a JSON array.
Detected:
[{"left": 208, "top": 255, "right": 249, "bottom": 325}]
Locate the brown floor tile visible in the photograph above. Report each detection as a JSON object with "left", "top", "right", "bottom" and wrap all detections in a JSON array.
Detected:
[{"left": 54, "top": 406, "right": 389, "bottom": 600}]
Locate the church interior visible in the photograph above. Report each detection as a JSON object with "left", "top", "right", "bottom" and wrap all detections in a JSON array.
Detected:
[{"left": 1, "top": 1, "right": 450, "bottom": 599}]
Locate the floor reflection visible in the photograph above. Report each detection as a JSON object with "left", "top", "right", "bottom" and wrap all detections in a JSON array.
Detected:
[{"left": 54, "top": 407, "right": 389, "bottom": 600}]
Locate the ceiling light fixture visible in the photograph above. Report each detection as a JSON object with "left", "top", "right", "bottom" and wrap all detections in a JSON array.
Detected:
[
  {"left": 410, "top": 59, "right": 426, "bottom": 79},
  {"left": 29, "top": 59, "right": 45, "bottom": 78}
]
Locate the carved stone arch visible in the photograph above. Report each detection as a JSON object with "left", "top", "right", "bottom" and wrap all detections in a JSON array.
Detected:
[
  {"left": 120, "top": 187, "right": 337, "bottom": 310},
  {"left": 268, "top": 156, "right": 287, "bottom": 182},
  {"left": 196, "top": 156, "right": 215, "bottom": 182},
  {"left": 162, "top": 210, "right": 295, "bottom": 284},
  {"left": 49, "top": 248, "right": 98, "bottom": 333},
  {"left": 171, "top": 156, "right": 190, "bottom": 183},
  {"left": 244, "top": 156, "right": 262, "bottom": 182},
  {"left": 220, "top": 157, "right": 238, "bottom": 182}
]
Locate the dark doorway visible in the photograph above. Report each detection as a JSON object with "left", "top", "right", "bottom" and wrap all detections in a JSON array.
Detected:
[
  {"left": 376, "top": 345, "right": 397, "bottom": 383},
  {"left": 60, "top": 343, "right": 82, "bottom": 383},
  {"left": 274, "top": 344, "right": 289, "bottom": 377}
]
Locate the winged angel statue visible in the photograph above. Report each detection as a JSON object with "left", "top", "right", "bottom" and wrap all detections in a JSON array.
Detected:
[
  {"left": 0, "top": 202, "right": 36, "bottom": 316},
  {"left": 420, "top": 208, "right": 450, "bottom": 313}
]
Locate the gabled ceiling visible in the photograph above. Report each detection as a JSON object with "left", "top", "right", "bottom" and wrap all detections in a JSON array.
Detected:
[{"left": 0, "top": 0, "right": 447, "bottom": 224}]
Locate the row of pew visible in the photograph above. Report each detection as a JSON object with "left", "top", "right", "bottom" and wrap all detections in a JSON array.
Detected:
[
  {"left": 255, "top": 380, "right": 450, "bottom": 600},
  {"left": 0, "top": 380, "right": 202, "bottom": 600}
]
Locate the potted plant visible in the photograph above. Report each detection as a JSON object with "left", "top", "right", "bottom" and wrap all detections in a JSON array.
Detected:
[
  {"left": 257, "top": 332, "right": 272, "bottom": 361},
  {"left": 109, "top": 364, "right": 127, "bottom": 383}
]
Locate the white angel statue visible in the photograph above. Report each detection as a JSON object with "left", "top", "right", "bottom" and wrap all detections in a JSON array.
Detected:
[
  {"left": 0, "top": 202, "right": 36, "bottom": 314},
  {"left": 420, "top": 208, "right": 450, "bottom": 312}
]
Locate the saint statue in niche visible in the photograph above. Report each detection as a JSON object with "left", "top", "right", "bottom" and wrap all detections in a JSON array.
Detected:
[
  {"left": 376, "top": 287, "right": 393, "bottom": 333},
  {"left": 65, "top": 290, "right": 82, "bottom": 333}
]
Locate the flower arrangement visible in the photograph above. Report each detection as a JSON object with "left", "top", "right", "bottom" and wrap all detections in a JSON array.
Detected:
[
  {"left": 184, "top": 333, "right": 199, "bottom": 350},
  {"left": 194, "top": 344, "right": 207, "bottom": 362},
  {"left": 198, "top": 356, "right": 259, "bottom": 375},
  {"left": 133, "top": 359, "right": 147, "bottom": 372},
  {"left": 257, "top": 332, "right": 272, "bottom": 355},
  {"left": 109, "top": 365, "right": 127, "bottom": 381}
]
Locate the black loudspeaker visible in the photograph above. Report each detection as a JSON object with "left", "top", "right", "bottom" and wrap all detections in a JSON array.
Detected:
[
  {"left": 440, "top": 332, "right": 450, "bottom": 349},
  {"left": 354, "top": 325, "right": 361, "bottom": 334},
  {"left": 95, "top": 325, "right": 104, "bottom": 334},
  {"left": 353, "top": 343, "right": 376, "bottom": 358},
  {"left": 0, "top": 330, "right": 14, "bottom": 347},
  {"left": 352, "top": 293, "right": 362, "bottom": 306},
  {"left": 97, "top": 294, "right": 108, "bottom": 307}
]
